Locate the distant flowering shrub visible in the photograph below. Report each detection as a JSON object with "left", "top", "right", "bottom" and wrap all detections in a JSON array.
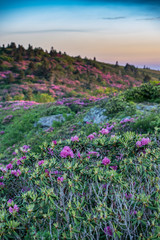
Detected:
[
  {"left": 2, "top": 115, "right": 13, "bottom": 124},
  {"left": 60, "top": 146, "right": 74, "bottom": 158}
]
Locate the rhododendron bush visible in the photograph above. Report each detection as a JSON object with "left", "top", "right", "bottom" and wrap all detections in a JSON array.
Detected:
[{"left": 0, "top": 121, "right": 160, "bottom": 240}]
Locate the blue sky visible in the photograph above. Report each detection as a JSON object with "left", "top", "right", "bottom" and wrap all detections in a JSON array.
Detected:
[{"left": 0, "top": 0, "right": 160, "bottom": 69}]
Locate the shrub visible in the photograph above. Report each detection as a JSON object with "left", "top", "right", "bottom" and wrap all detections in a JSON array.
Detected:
[{"left": 124, "top": 83, "right": 160, "bottom": 102}]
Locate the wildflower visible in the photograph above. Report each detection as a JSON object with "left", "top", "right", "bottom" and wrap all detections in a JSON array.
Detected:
[
  {"left": 104, "top": 226, "right": 113, "bottom": 236},
  {"left": 110, "top": 165, "right": 118, "bottom": 170},
  {"left": 125, "top": 193, "right": 132, "bottom": 199},
  {"left": 57, "top": 177, "right": 64, "bottom": 182},
  {"left": 52, "top": 140, "right": 57, "bottom": 145},
  {"left": 0, "top": 182, "right": 5, "bottom": 187},
  {"left": 16, "top": 159, "right": 22, "bottom": 165},
  {"left": 7, "top": 199, "right": 13, "bottom": 205},
  {"left": 136, "top": 137, "right": 151, "bottom": 147},
  {"left": 0, "top": 176, "right": 4, "bottom": 179},
  {"left": 71, "top": 135, "right": 79, "bottom": 142},
  {"left": 11, "top": 169, "right": 21, "bottom": 177},
  {"left": 12, "top": 151, "right": 17, "bottom": 155},
  {"left": 99, "top": 128, "right": 109, "bottom": 135},
  {"left": 102, "top": 157, "right": 111, "bottom": 165},
  {"left": 60, "top": 146, "right": 74, "bottom": 158},
  {"left": 6, "top": 163, "right": 13, "bottom": 170},
  {"left": 38, "top": 160, "right": 45, "bottom": 166},
  {"left": 87, "top": 134, "right": 95, "bottom": 140},
  {"left": 9, "top": 204, "right": 19, "bottom": 214},
  {"left": 77, "top": 152, "right": 81, "bottom": 158},
  {"left": 0, "top": 131, "right": 5, "bottom": 135}
]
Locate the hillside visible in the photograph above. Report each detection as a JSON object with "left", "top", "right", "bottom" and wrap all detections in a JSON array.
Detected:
[
  {"left": 0, "top": 42, "right": 160, "bottom": 102},
  {"left": 0, "top": 43, "right": 160, "bottom": 240}
]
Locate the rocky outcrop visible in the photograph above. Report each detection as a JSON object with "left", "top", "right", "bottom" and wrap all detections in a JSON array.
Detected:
[
  {"left": 83, "top": 107, "right": 108, "bottom": 124},
  {"left": 36, "top": 114, "right": 70, "bottom": 128}
]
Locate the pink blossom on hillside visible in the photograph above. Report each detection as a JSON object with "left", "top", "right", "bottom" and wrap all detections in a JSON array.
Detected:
[
  {"left": 99, "top": 128, "right": 109, "bottom": 135},
  {"left": 136, "top": 137, "right": 151, "bottom": 147},
  {"left": 9, "top": 204, "right": 19, "bottom": 214},
  {"left": 71, "top": 135, "right": 79, "bottom": 142},
  {"left": 87, "top": 134, "right": 95, "bottom": 140},
  {"left": 38, "top": 160, "right": 45, "bottom": 166},
  {"left": 60, "top": 146, "right": 74, "bottom": 158},
  {"left": 57, "top": 177, "right": 64, "bottom": 182},
  {"left": 6, "top": 163, "right": 13, "bottom": 170},
  {"left": 102, "top": 157, "right": 111, "bottom": 165}
]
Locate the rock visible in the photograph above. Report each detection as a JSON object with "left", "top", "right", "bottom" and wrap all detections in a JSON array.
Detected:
[
  {"left": 36, "top": 114, "right": 70, "bottom": 128},
  {"left": 83, "top": 107, "right": 108, "bottom": 124},
  {"left": 136, "top": 104, "right": 158, "bottom": 112}
]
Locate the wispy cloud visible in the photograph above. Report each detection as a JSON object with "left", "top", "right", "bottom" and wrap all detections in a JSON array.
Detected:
[
  {"left": 136, "top": 16, "right": 160, "bottom": 21},
  {"left": 102, "top": 16, "right": 126, "bottom": 20},
  {"left": 3, "top": 29, "right": 92, "bottom": 34}
]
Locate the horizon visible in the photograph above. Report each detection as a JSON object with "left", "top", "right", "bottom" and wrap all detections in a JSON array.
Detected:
[{"left": 0, "top": 0, "right": 160, "bottom": 70}]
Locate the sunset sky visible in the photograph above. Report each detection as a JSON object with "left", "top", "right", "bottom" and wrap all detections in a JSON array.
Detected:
[{"left": 0, "top": 0, "right": 160, "bottom": 69}]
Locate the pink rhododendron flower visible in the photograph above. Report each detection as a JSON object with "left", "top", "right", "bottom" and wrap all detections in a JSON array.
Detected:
[
  {"left": 57, "top": 177, "right": 64, "bottom": 182},
  {"left": 52, "top": 140, "right": 57, "bottom": 145},
  {"left": 0, "top": 182, "right": 5, "bottom": 187},
  {"left": 87, "top": 134, "right": 95, "bottom": 140},
  {"left": 102, "top": 157, "right": 111, "bottom": 165},
  {"left": 16, "top": 159, "right": 22, "bottom": 165},
  {"left": 71, "top": 135, "right": 79, "bottom": 142},
  {"left": 6, "top": 163, "right": 13, "bottom": 170},
  {"left": 104, "top": 226, "right": 113, "bottom": 236},
  {"left": 11, "top": 169, "right": 21, "bottom": 177},
  {"left": 7, "top": 199, "right": 13, "bottom": 205},
  {"left": 77, "top": 152, "right": 81, "bottom": 158},
  {"left": 136, "top": 137, "right": 151, "bottom": 147},
  {"left": 110, "top": 165, "right": 118, "bottom": 170},
  {"left": 99, "top": 128, "right": 109, "bottom": 135},
  {"left": 38, "top": 160, "right": 45, "bottom": 166},
  {"left": 60, "top": 146, "right": 74, "bottom": 158},
  {"left": 9, "top": 204, "right": 19, "bottom": 214}
]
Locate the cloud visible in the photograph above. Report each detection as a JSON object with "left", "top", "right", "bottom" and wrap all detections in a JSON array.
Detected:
[
  {"left": 136, "top": 16, "right": 160, "bottom": 21},
  {"left": 4, "top": 29, "right": 91, "bottom": 34},
  {"left": 102, "top": 16, "right": 126, "bottom": 20}
]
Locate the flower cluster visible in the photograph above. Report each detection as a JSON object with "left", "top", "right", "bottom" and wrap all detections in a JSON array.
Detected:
[
  {"left": 60, "top": 146, "right": 74, "bottom": 158},
  {"left": 102, "top": 157, "right": 111, "bottom": 165},
  {"left": 136, "top": 137, "right": 151, "bottom": 147},
  {"left": 71, "top": 135, "right": 79, "bottom": 142}
]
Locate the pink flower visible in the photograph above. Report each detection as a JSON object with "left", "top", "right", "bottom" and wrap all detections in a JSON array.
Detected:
[
  {"left": 57, "top": 177, "right": 64, "bottom": 182},
  {"left": 16, "top": 159, "right": 22, "bottom": 165},
  {"left": 11, "top": 169, "right": 21, "bottom": 177},
  {"left": 110, "top": 165, "right": 118, "bottom": 170},
  {"left": 87, "top": 134, "right": 95, "bottom": 140},
  {"left": 0, "top": 176, "right": 4, "bottom": 179},
  {"left": 102, "top": 157, "right": 111, "bottom": 165},
  {"left": 60, "top": 146, "right": 74, "bottom": 158},
  {"left": 7, "top": 199, "right": 13, "bottom": 205},
  {"left": 77, "top": 152, "right": 81, "bottom": 158},
  {"left": 6, "top": 163, "right": 13, "bottom": 170},
  {"left": 71, "top": 135, "right": 79, "bottom": 142},
  {"left": 38, "top": 160, "right": 45, "bottom": 166},
  {"left": 9, "top": 204, "right": 19, "bottom": 214},
  {"left": 99, "top": 128, "right": 109, "bottom": 135},
  {"left": 104, "top": 226, "right": 113, "bottom": 236},
  {"left": 52, "top": 140, "right": 57, "bottom": 145},
  {"left": 136, "top": 141, "right": 142, "bottom": 147},
  {"left": 0, "top": 182, "right": 5, "bottom": 187},
  {"left": 136, "top": 137, "right": 151, "bottom": 147}
]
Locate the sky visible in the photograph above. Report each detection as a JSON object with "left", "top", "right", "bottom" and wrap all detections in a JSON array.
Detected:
[{"left": 0, "top": 0, "right": 160, "bottom": 70}]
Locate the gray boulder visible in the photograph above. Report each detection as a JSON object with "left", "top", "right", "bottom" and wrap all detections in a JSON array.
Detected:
[
  {"left": 83, "top": 107, "right": 108, "bottom": 124},
  {"left": 36, "top": 114, "right": 70, "bottom": 128}
]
